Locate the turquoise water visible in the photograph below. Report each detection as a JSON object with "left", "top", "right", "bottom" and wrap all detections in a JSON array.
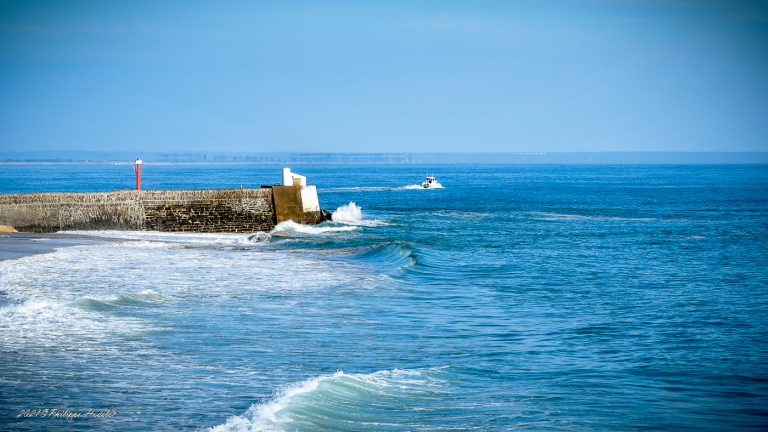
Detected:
[{"left": 1, "top": 164, "right": 767, "bottom": 431}]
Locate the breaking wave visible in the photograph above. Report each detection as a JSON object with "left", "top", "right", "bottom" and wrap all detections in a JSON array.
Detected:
[
  {"left": 209, "top": 367, "right": 449, "bottom": 432},
  {"left": 332, "top": 201, "right": 362, "bottom": 223},
  {"left": 331, "top": 202, "right": 389, "bottom": 226}
]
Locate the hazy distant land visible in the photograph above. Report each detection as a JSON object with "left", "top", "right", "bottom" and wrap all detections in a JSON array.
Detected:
[{"left": 1, "top": 151, "right": 766, "bottom": 165}]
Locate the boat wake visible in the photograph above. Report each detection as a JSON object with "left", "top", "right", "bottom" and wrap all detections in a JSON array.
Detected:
[
  {"left": 395, "top": 183, "right": 444, "bottom": 190},
  {"left": 325, "top": 184, "right": 444, "bottom": 192},
  {"left": 396, "top": 184, "right": 425, "bottom": 190},
  {"left": 323, "top": 186, "right": 391, "bottom": 192}
]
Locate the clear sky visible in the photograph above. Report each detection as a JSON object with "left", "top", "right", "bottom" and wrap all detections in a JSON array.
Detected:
[{"left": 1, "top": 0, "right": 767, "bottom": 153}]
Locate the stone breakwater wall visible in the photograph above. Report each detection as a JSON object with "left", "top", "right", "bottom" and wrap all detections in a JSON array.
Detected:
[
  {"left": 142, "top": 189, "right": 276, "bottom": 233},
  {"left": 0, "top": 190, "right": 146, "bottom": 232},
  {"left": 0, "top": 188, "right": 324, "bottom": 233}
]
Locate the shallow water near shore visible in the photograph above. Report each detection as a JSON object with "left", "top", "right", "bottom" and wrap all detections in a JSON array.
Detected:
[{"left": 1, "top": 164, "right": 767, "bottom": 431}]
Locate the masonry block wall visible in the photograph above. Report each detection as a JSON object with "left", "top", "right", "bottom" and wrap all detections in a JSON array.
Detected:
[
  {"left": 0, "top": 188, "right": 280, "bottom": 233},
  {"left": 142, "top": 189, "right": 276, "bottom": 232},
  {"left": 0, "top": 190, "right": 145, "bottom": 232}
]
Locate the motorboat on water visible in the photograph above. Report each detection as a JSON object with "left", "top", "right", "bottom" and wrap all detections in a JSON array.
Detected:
[{"left": 422, "top": 176, "right": 442, "bottom": 189}]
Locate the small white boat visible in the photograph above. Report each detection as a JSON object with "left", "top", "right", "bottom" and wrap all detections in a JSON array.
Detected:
[{"left": 422, "top": 176, "right": 442, "bottom": 189}]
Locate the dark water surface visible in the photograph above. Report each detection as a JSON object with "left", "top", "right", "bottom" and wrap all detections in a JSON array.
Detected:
[{"left": 1, "top": 164, "right": 767, "bottom": 431}]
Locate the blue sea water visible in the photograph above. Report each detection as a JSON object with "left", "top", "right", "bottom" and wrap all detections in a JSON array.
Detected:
[{"left": 1, "top": 163, "right": 767, "bottom": 431}]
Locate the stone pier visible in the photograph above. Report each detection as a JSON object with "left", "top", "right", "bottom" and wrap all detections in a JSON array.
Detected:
[{"left": 0, "top": 186, "right": 327, "bottom": 233}]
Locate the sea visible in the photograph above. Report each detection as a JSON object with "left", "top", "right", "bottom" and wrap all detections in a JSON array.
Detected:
[{"left": 1, "top": 163, "right": 767, "bottom": 431}]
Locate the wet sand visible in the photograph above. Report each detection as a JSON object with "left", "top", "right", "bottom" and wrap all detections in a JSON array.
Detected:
[{"left": 0, "top": 232, "right": 113, "bottom": 261}]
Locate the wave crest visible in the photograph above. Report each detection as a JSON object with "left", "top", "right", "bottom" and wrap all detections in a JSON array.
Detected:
[
  {"left": 74, "top": 290, "right": 167, "bottom": 311},
  {"left": 352, "top": 242, "right": 415, "bottom": 274},
  {"left": 210, "top": 367, "right": 448, "bottom": 432}
]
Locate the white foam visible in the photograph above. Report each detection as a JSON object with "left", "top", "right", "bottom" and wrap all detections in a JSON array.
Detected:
[
  {"left": 113, "top": 240, "right": 175, "bottom": 249},
  {"left": 0, "top": 298, "right": 147, "bottom": 350},
  {"left": 0, "top": 238, "right": 366, "bottom": 351},
  {"left": 270, "top": 221, "right": 358, "bottom": 236},
  {"left": 62, "top": 230, "right": 253, "bottom": 247}
]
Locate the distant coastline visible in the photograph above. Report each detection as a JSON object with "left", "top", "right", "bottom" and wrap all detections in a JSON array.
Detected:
[{"left": 1, "top": 152, "right": 767, "bottom": 165}]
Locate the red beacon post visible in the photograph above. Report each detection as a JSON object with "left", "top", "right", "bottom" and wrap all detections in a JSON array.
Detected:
[{"left": 133, "top": 159, "right": 143, "bottom": 190}]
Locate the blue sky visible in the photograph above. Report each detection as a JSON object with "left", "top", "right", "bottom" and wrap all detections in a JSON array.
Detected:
[{"left": 1, "top": 0, "right": 766, "bottom": 153}]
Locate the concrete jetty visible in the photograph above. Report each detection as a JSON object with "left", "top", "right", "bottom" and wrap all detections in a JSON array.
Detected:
[{"left": 0, "top": 168, "right": 329, "bottom": 233}]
